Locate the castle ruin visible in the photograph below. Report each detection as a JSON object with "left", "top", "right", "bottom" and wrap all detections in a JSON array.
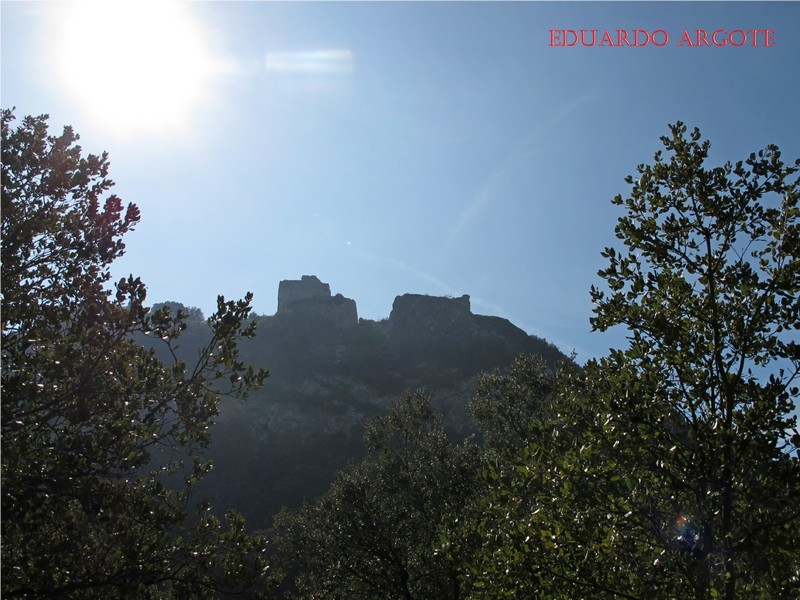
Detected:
[{"left": 277, "top": 275, "right": 358, "bottom": 329}]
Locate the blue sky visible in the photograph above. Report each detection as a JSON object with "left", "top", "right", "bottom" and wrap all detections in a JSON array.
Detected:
[{"left": 2, "top": 1, "right": 799, "bottom": 360}]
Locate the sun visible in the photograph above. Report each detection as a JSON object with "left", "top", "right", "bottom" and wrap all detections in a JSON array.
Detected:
[{"left": 51, "top": 2, "right": 223, "bottom": 139}]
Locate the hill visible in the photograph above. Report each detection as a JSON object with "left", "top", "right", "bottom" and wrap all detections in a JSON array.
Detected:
[{"left": 155, "top": 276, "right": 566, "bottom": 529}]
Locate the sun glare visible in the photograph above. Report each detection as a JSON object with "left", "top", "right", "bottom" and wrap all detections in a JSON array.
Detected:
[{"left": 52, "top": 2, "right": 223, "bottom": 139}]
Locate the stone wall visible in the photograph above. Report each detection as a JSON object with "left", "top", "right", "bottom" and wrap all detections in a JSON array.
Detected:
[
  {"left": 390, "top": 293, "right": 471, "bottom": 322},
  {"left": 289, "top": 294, "right": 358, "bottom": 329},
  {"left": 277, "top": 275, "right": 332, "bottom": 312},
  {"left": 277, "top": 275, "right": 357, "bottom": 329},
  {"left": 388, "top": 293, "right": 472, "bottom": 334}
]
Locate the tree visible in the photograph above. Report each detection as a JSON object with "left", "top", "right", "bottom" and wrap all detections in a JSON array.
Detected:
[
  {"left": 1, "top": 110, "right": 272, "bottom": 598},
  {"left": 273, "top": 354, "right": 559, "bottom": 599},
  {"left": 467, "top": 353, "right": 556, "bottom": 455},
  {"left": 462, "top": 123, "right": 800, "bottom": 599},
  {"left": 274, "top": 391, "right": 482, "bottom": 599}
]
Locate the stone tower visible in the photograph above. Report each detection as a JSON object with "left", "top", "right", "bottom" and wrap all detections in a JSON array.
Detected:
[
  {"left": 276, "top": 275, "right": 358, "bottom": 329},
  {"left": 277, "top": 275, "right": 331, "bottom": 312}
]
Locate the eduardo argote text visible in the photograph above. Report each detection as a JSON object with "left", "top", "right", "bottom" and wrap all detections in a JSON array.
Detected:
[{"left": 549, "top": 29, "right": 776, "bottom": 47}]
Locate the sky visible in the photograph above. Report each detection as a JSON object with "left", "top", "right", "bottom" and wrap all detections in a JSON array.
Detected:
[{"left": 2, "top": 1, "right": 799, "bottom": 361}]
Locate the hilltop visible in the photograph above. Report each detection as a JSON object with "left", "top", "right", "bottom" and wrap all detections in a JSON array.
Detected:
[{"left": 156, "top": 276, "right": 566, "bottom": 528}]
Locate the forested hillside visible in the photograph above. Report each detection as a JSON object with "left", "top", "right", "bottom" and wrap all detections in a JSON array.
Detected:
[{"left": 152, "top": 278, "right": 566, "bottom": 530}]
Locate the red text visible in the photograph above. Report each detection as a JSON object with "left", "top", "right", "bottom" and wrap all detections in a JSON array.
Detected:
[
  {"left": 549, "top": 29, "right": 670, "bottom": 47},
  {"left": 677, "top": 29, "right": 775, "bottom": 47}
]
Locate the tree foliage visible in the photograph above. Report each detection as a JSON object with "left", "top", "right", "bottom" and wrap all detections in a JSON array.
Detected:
[
  {"left": 1, "top": 110, "right": 272, "bottom": 598},
  {"left": 462, "top": 123, "right": 800, "bottom": 599},
  {"left": 467, "top": 353, "right": 555, "bottom": 455},
  {"left": 274, "top": 391, "right": 484, "bottom": 600},
  {"left": 274, "top": 354, "right": 559, "bottom": 599}
]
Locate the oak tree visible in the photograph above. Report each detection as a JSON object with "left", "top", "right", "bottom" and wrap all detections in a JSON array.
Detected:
[
  {"left": 464, "top": 124, "right": 800, "bottom": 599},
  {"left": 1, "top": 110, "right": 271, "bottom": 598}
]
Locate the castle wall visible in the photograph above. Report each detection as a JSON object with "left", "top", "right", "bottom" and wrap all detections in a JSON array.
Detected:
[
  {"left": 277, "top": 276, "right": 357, "bottom": 329},
  {"left": 278, "top": 275, "right": 331, "bottom": 312},
  {"left": 390, "top": 293, "right": 471, "bottom": 324}
]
